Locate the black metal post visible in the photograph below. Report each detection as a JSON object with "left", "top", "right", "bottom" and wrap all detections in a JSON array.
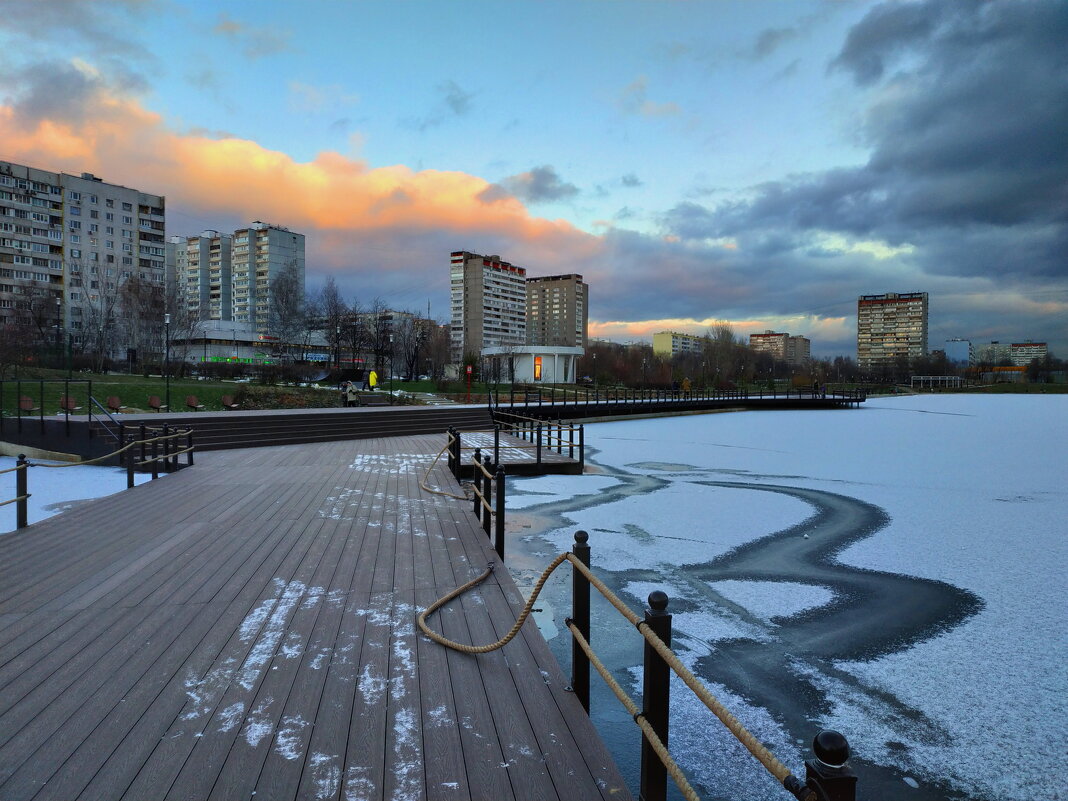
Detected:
[
  {"left": 451, "top": 428, "right": 462, "bottom": 480},
  {"left": 446, "top": 427, "right": 455, "bottom": 476},
  {"left": 472, "top": 447, "right": 482, "bottom": 521},
  {"left": 535, "top": 424, "right": 542, "bottom": 465},
  {"left": 568, "top": 423, "right": 574, "bottom": 459},
  {"left": 162, "top": 424, "right": 171, "bottom": 473},
  {"left": 151, "top": 438, "right": 159, "bottom": 480},
  {"left": 798, "top": 731, "right": 857, "bottom": 801},
  {"left": 126, "top": 436, "right": 136, "bottom": 488},
  {"left": 186, "top": 430, "right": 194, "bottom": 467},
  {"left": 494, "top": 467, "right": 505, "bottom": 559},
  {"left": 569, "top": 530, "right": 591, "bottom": 712},
  {"left": 16, "top": 454, "right": 28, "bottom": 529},
  {"left": 494, "top": 424, "right": 500, "bottom": 466},
  {"left": 578, "top": 425, "right": 585, "bottom": 470},
  {"left": 482, "top": 454, "right": 493, "bottom": 538},
  {"left": 639, "top": 591, "right": 672, "bottom": 801}
]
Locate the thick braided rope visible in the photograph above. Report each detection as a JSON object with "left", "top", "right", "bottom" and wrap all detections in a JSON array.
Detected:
[
  {"left": 419, "top": 436, "right": 470, "bottom": 502},
  {"left": 567, "top": 621, "right": 701, "bottom": 801},
  {"left": 416, "top": 551, "right": 570, "bottom": 653},
  {"left": 29, "top": 430, "right": 189, "bottom": 469}
]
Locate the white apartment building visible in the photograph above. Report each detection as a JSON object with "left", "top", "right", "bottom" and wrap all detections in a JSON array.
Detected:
[
  {"left": 167, "top": 221, "right": 304, "bottom": 336},
  {"left": 652, "top": 330, "right": 703, "bottom": 356},
  {"left": 975, "top": 340, "right": 1048, "bottom": 366},
  {"left": 749, "top": 330, "right": 811, "bottom": 365},
  {"left": 450, "top": 251, "right": 527, "bottom": 361},
  {"left": 0, "top": 160, "right": 165, "bottom": 362},
  {"left": 526, "top": 274, "right": 588, "bottom": 348},
  {"left": 857, "top": 292, "right": 928, "bottom": 368}
]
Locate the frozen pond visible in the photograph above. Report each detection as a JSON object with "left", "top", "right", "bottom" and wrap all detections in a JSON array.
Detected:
[{"left": 506, "top": 395, "right": 1067, "bottom": 801}]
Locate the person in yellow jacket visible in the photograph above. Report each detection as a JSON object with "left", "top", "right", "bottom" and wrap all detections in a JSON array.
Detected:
[{"left": 368, "top": 370, "right": 378, "bottom": 391}]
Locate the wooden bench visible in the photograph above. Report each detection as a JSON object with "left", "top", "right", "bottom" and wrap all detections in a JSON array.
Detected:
[
  {"left": 358, "top": 393, "right": 391, "bottom": 406},
  {"left": 19, "top": 396, "right": 40, "bottom": 414},
  {"left": 148, "top": 395, "right": 168, "bottom": 412},
  {"left": 106, "top": 396, "right": 123, "bottom": 414},
  {"left": 185, "top": 395, "right": 205, "bottom": 412},
  {"left": 221, "top": 394, "right": 240, "bottom": 410}
]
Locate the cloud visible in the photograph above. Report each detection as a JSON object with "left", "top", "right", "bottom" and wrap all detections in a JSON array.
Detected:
[
  {"left": 404, "top": 80, "right": 476, "bottom": 131},
  {"left": 621, "top": 173, "right": 643, "bottom": 188},
  {"left": 749, "top": 26, "right": 799, "bottom": 60},
  {"left": 287, "top": 81, "right": 359, "bottom": 113},
  {"left": 481, "top": 165, "right": 579, "bottom": 206},
  {"left": 211, "top": 13, "right": 291, "bottom": 59},
  {"left": 618, "top": 76, "right": 680, "bottom": 117}
]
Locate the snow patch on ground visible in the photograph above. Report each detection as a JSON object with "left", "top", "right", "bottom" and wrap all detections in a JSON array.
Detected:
[{"left": 708, "top": 580, "right": 835, "bottom": 623}]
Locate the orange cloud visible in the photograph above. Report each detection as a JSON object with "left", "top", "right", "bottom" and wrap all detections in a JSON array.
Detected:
[{"left": 0, "top": 91, "right": 600, "bottom": 259}]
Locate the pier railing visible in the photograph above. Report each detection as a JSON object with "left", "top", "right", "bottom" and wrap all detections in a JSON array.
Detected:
[
  {"left": 493, "top": 384, "right": 866, "bottom": 411},
  {"left": 490, "top": 411, "right": 584, "bottom": 470},
  {"left": 0, "top": 426, "right": 194, "bottom": 531}
]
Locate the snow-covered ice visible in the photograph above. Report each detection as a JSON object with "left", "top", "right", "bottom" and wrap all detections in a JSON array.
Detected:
[{"left": 509, "top": 394, "right": 1067, "bottom": 801}]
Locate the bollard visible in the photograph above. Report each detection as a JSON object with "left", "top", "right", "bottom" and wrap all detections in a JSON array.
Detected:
[
  {"left": 482, "top": 454, "right": 493, "bottom": 538},
  {"left": 801, "top": 731, "right": 857, "bottom": 801},
  {"left": 162, "top": 424, "right": 170, "bottom": 473},
  {"left": 126, "top": 436, "right": 135, "bottom": 488},
  {"left": 16, "top": 454, "right": 29, "bottom": 529},
  {"left": 639, "top": 591, "right": 672, "bottom": 801},
  {"left": 186, "top": 430, "right": 194, "bottom": 467},
  {"left": 494, "top": 467, "right": 506, "bottom": 559},
  {"left": 472, "top": 447, "right": 482, "bottom": 521},
  {"left": 151, "top": 437, "right": 159, "bottom": 480},
  {"left": 536, "top": 424, "right": 542, "bottom": 465},
  {"left": 569, "top": 530, "right": 591, "bottom": 712}
]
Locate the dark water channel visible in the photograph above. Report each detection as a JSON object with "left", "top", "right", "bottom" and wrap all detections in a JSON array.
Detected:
[{"left": 505, "top": 448, "right": 986, "bottom": 801}]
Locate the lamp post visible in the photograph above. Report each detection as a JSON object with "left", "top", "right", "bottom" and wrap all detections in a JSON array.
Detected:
[
  {"left": 54, "top": 297, "right": 62, "bottom": 371},
  {"left": 335, "top": 324, "right": 341, "bottom": 370},
  {"left": 164, "top": 313, "right": 171, "bottom": 411},
  {"left": 592, "top": 352, "right": 597, "bottom": 387}
]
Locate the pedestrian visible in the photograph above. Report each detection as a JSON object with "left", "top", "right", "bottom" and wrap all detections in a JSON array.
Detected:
[
  {"left": 339, "top": 380, "right": 350, "bottom": 406},
  {"left": 346, "top": 382, "right": 359, "bottom": 407},
  {"left": 369, "top": 370, "right": 378, "bottom": 391}
]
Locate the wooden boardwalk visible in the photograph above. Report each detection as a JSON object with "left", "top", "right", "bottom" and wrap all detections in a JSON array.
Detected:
[{"left": 0, "top": 435, "right": 629, "bottom": 800}]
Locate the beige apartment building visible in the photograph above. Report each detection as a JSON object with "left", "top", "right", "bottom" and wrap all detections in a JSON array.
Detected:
[
  {"left": 449, "top": 250, "right": 528, "bottom": 361},
  {"left": 1, "top": 160, "right": 165, "bottom": 362},
  {"left": 857, "top": 292, "right": 928, "bottom": 368},
  {"left": 652, "top": 330, "right": 703, "bottom": 356},
  {"left": 166, "top": 230, "right": 233, "bottom": 322},
  {"left": 749, "top": 330, "right": 811, "bottom": 365},
  {"left": 526, "top": 273, "right": 588, "bottom": 348}
]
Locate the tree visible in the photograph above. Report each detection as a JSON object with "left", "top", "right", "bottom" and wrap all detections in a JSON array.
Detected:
[
  {"left": 317, "top": 277, "right": 348, "bottom": 368},
  {"left": 269, "top": 259, "right": 305, "bottom": 359},
  {"left": 118, "top": 275, "right": 165, "bottom": 372}
]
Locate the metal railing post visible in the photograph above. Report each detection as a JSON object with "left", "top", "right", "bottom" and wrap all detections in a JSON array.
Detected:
[
  {"left": 494, "top": 466, "right": 505, "bottom": 559},
  {"left": 126, "top": 436, "right": 136, "bottom": 488},
  {"left": 640, "top": 591, "right": 672, "bottom": 801},
  {"left": 536, "top": 424, "right": 542, "bottom": 465},
  {"left": 472, "top": 447, "right": 482, "bottom": 520},
  {"left": 579, "top": 425, "right": 585, "bottom": 469},
  {"left": 482, "top": 454, "right": 493, "bottom": 538},
  {"left": 162, "top": 424, "right": 171, "bottom": 473},
  {"left": 494, "top": 424, "right": 500, "bottom": 466},
  {"left": 569, "top": 530, "right": 591, "bottom": 712},
  {"left": 186, "top": 429, "right": 194, "bottom": 467},
  {"left": 151, "top": 437, "right": 159, "bottom": 480},
  {"left": 784, "top": 731, "right": 858, "bottom": 801},
  {"left": 568, "top": 423, "right": 574, "bottom": 459},
  {"left": 16, "top": 454, "right": 28, "bottom": 529},
  {"left": 452, "top": 429, "right": 462, "bottom": 480}
]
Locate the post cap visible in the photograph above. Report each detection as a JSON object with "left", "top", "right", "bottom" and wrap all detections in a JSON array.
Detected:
[
  {"left": 647, "top": 590, "right": 669, "bottom": 612},
  {"left": 574, "top": 530, "right": 589, "bottom": 544},
  {"left": 813, "top": 730, "right": 850, "bottom": 768}
]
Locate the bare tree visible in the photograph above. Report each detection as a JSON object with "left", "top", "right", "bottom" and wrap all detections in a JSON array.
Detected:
[
  {"left": 317, "top": 277, "right": 348, "bottom": 366},
  {"left": 118, "top": 275, "right": 165, "bottom": 371},
  {"left": 269, "top": 259, "right": 305, "bottom": 359}
]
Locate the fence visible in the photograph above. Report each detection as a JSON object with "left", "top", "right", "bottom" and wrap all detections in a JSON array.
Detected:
[
  {"left": 0, "top": 427, "right": 194, "bottom": 531},
  {"left": 490, "top": 411, "right": 585, "bottom": 470},
  {"left": 491, "top": 384, "right": 866, "bottom": 410}
]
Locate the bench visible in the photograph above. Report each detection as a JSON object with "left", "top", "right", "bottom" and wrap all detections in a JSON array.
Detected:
[
  {"left": 148, "top": 395, "right": 168, "bottom": 412},
  {"left": 18, "top": 396, "right": 40, "bottom": 414},
  {"left": 221, "top": 394, "right": 240, "bottom": 410},
  {"left": 358, "top": 393, "right": 391, "bottom": 406},
  {"left": 185, "top": 395, "right": 205, "bottom": 412},
  {"left": 59, "top": 396, "right": 83, "bottom": 413},
  {"left": 106, "top": 396, "right": 123, "bottom": 414}
]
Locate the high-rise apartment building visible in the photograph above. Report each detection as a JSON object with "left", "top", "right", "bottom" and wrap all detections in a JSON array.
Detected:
[
  {"left": 652, "top": 331, "right": 703, "bottom": 356},
  {"left": 526, "top": 274, "right": 588, "bottom": 348},
  {"left": 168, "top": 221, "right": 304, "bottom": 335},
  {"left": 857, "top": 292, "right": 928, "bottom": 368},
  {"left": 749, "top": 330, "right": 811, "bottom": 365},
  {"left": 449, "top": 251, "right": 527, "bottom": 360},
  {"left": 0, "top": 160, "right": 165, "bottom": 360},
  {"left": 167, "top": 230, "right": 233, "bottom": 322}
]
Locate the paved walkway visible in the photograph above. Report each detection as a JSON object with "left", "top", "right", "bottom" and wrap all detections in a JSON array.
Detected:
[{"left": 0, "top": 435, "right": 629, "bottom": 800}]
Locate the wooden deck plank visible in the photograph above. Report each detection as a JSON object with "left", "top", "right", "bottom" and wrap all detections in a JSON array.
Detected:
[{"left": 0, "top": 433, "right": 631, "bottom": 801}]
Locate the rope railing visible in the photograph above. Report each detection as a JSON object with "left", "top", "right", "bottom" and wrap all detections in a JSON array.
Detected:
[
  {"left": 2, "top": 427, "right": 195, "bottom": 531},
  {"left": 419, "top": 535, "right": 855, "bottom": 801}
]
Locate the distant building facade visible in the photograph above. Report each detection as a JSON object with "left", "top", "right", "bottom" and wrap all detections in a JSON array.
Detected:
[
  {"left": 449, "top": 251, "right": 527, "bottom": 361},
  {"left": 652, "top": 331, "right": 703, "bottom": 356},
  {"left": 976, "top": 340, "right": 1047, "bottom": 366},
  {"left": 1, "top": 160, "right": 166, "bottom": 361},
  {"left": 526, "top": 274, "right": 588, "bottom": 348},
  {"left": 748, "top": 330, "right": 811, "bottom": 365},
  {"left": 166, "top": 221, "right": 304, "bottom": 336},
  {"left": 857, "top": 292, "right": 928, "bottom": 368}
]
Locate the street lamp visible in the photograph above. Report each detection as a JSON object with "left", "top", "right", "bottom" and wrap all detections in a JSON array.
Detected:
[
  {"left": 335, "top": 324, "right": 341, "bottom": 370},
  {"left": 164, "top": 313, "right": 171, "bottom": 411}
]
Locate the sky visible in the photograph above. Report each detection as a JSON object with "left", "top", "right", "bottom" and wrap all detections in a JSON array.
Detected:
[{"left": 0, "top": 0, "right": 1065, "bottom": 358}]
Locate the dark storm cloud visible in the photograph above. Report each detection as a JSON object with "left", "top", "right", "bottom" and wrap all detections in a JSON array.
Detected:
[
  {"left": 1, "top": 60, "right": 146, "bottom": 129},
  {"left": 664, "top": 0, "right": 1068, "bottom": 288}
]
